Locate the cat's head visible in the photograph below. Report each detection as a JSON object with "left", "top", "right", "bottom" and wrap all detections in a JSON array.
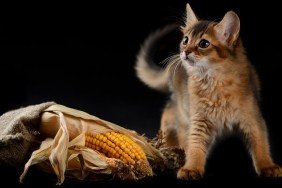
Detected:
[{"left": 180, "top": 4, "right": 241, "bottom": 73}]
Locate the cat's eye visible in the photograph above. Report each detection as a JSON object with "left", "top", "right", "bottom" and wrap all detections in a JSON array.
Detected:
[
  {"left": 182, "top": 36, "right": 189, "bottom": 45},
  {"left": 198, "top": 39, "right": 210, "bottom": 48}
]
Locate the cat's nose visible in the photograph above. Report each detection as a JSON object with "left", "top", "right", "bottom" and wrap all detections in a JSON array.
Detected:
[
  {"left": 183, "top": 50, "right": 193, "bottom": 59},
  {"left": 184, "top": 50, "right": 192, "bottom": 55},
  {"left": 180, "top": 50, "right": 194, "bottom": 61},
  {"left": 180, "top": 51, "right": 190, "bottom": 60}
]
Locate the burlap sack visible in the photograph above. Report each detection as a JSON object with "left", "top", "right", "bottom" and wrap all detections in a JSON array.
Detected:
[{"left": 0, "top": 102, "right": 56, "bottom": 167}]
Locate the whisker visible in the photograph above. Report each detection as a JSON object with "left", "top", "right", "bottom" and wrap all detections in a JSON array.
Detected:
[
  {"left": 166, "top": 60, "right": 177, "bottom": 74},
  {"left": 158, "top": 54, "right": 180, "bottom": 70},
  {"left": 159, "top": 56, "right": 174, "bottom": 68},
  {"left": 172, "top": 59, "right": 182, "bottom": 80},
  {"left": 159, "top": 54, "right": 178, "bottom": 66},
  {"left": 166, "top": 58, "right": 181, "bottom": 80},
  {"left": 165, "top": 55, "right": 180, "bottom": 72}
]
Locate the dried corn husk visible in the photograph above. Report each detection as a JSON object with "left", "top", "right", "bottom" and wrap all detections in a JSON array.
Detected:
[{"left": 19, "top": 104, "right": 164, "bottom": 185}]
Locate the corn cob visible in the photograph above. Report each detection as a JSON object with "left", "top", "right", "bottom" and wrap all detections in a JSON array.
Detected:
[
  {"left": 85, "top": 131, "right": 147, "bottom": 167},
  {"left": 20, "top": 105, "right": 162, "bottom": 184}
]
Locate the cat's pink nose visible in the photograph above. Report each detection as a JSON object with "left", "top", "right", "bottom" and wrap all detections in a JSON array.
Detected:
[
  {"left": 180, "top": 51, "right": 189, "bottom": 60},
  {"left": 184, "top": 50, "right": 192, "bottom": 55}
]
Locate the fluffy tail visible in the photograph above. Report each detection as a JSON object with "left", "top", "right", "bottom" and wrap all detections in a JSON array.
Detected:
[{"left": 135, "top": 24, "right": 181, "bottom": 92}]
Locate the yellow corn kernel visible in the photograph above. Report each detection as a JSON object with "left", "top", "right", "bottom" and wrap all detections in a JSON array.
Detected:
[{"left": 85, "top": 131, "right": 147, "bottom": 166}]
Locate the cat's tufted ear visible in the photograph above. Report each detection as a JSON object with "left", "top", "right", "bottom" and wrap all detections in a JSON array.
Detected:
[
  {"left": 185, "top": 3, "right": 198, "bottom": 27},
  {"left": 214, "top": 11, "right": 240, "bottom": 47}
]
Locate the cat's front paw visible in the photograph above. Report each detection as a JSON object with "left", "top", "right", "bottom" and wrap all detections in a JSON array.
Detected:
[
  {"left": 259, "top": 165, "right": 282, "bottom": 177},
  {"left": 177, "top": 168, "right": 203, "bottom": 180}
]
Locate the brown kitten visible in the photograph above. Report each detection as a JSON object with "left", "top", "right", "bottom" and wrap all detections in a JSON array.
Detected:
[{"left": 135, "top": 3, "right": 282, "bottom": 180}]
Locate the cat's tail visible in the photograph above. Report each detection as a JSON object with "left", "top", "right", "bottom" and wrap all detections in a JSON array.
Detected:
[{"left": 135, "top": 24, "right": 181, "bottom": 92}]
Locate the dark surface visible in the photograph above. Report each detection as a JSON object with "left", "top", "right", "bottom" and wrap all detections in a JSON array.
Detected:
[{"left": 1, "top": 0, "right": 282, "bottom": 187}]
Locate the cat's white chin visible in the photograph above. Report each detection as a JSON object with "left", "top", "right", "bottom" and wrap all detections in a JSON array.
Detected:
[
  {"left": 182, "top": 58, "right": 211, "bottom": 75},
  {"left": 188, "top": 60, "right": 196, "bottom": 66},
  {"left": 184, "top": 60, "right": 196, "bottom": 67}
]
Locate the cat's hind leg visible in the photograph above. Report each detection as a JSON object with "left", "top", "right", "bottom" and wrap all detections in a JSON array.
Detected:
[
  {"left": 240, "top": 118, "right": 282, "bottom": 177},
  {"left": 160, "top": 103, "right": 179, "bottom": 147}
]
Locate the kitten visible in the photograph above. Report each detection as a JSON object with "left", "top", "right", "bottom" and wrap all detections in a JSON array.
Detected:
[{"left": 135, "top": 3, "right": 282, "bottom": 180}]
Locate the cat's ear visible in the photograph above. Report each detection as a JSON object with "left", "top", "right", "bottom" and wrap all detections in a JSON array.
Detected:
[
  {"left": 185, "top": 3, "right": 198, "bottom": 27},
  {"left": 214, "top": 11, "right": 240, "bottom": 47}
]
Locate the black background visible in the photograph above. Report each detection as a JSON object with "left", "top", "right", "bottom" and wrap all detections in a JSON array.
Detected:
[{"left": 1, "top": 0, "right": 282, "bottom": 187}]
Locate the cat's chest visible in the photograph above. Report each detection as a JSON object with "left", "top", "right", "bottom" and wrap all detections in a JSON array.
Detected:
[{"left": 188, "top": 76, "right": 235, "bottom": 106}]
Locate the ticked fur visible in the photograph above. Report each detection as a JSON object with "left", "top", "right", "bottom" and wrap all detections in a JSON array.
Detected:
[{"left": 135, "top": 3, "right": 282, "bottom": 179}]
